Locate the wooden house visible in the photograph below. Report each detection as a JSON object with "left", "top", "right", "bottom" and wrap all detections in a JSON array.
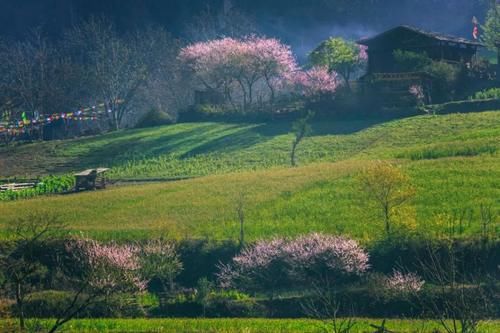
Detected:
[
  {"left": 358, "top": 25, "right": 483, "bottom": 74},
  {"left": 356, "top": 26, "right": 484, "bottom": 106}
]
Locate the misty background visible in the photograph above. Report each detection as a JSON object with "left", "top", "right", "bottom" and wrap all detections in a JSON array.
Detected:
[{"left": 0, "top": 0, "right": 491, "bottom": 59}]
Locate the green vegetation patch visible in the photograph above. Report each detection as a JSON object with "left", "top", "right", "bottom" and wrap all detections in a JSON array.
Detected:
[
  {"left": 1, "top": 112, "right": 499, "bottom": 180},
  {"left": 0, "top": 318, "right": 498, "bottom": 333}
]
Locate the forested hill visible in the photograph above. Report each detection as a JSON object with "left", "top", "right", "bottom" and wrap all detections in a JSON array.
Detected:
[{"left": 0, "top": 0, "right": 487, "bottom": 49}]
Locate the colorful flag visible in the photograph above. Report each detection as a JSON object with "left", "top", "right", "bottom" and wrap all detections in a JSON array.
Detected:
[{"left": 472, "top": 16, "right": 479, "bottom": 40}]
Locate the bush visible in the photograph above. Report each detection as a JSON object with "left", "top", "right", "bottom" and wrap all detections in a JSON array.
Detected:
[
  {"left": 178, "top": 103, "right": 279, "bottom": 123},
  {"left": 135, "top": 109, "right": 174, "bottom": 128},
  {"left": 19, "top": 291, "right": 145, "bottom": 318},
  {"left": 472, "top": 87, "right": 500, "bottom": 100},
  {"left": 207, "top": 290, "right": 263, "bottom": 317},
  {"left": 176, "top": 239, "right": 239, "bottom": 288},
  {"left": 393, "top": 50, "right": 432, "bottom": 72},
  {"left": 156, "top": 289, "right": 264, "bottom": 317},
  {"left": 0, "top": 175, "right": 75, "bottom": 201},
  {"left": 393, "top": 50, "right": 462, "bottom": 103},
  {"left": 424, "top": 61, "right": 461, "bottom": 103}
]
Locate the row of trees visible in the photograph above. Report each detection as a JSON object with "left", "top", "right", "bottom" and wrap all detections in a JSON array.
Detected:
[
  {"left": 0, "top": 18, "right": 188, "bottom": 131},
  {"left": 178, "top": 36, "right": 350, "bottom": 113},
  {"left": 0, "top": 18, "right": 367, "bottom": 137},
  {"left": 0, "top": 214, "right": 183, "bottom": 332}
]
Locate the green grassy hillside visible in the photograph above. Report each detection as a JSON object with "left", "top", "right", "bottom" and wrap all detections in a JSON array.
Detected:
[
  {"left": 0, "top": 111, "right": 498, "bottom": 242},
  {"left": 1, "top": 112, "right": 499, "bottom": 179}
]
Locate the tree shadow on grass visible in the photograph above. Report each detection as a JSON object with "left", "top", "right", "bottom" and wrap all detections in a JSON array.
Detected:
[{"left": 49, "top": 117, "right": 394, "bottom": 172}]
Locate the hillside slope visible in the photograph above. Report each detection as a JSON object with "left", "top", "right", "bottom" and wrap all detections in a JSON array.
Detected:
[
  {"left": 1, "top": 111, "right": 499, "bottom": 179},
  {"left": 0, "top": 156, "right": 498, "bottom": 242},
  {"left": 0, "top": 111, "right": 498, "bottom": 242}
]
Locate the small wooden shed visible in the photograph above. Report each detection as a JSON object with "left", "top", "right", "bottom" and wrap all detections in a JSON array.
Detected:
[{"left": 74, "top": 168, "right": 109, "bottom": 192}]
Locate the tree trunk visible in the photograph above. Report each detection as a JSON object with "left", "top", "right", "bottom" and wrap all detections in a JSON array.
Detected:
[
  {"left": 497, "top": 47, "right": 500, "bottom": 80},
  {"left": 384, "top": 204, "right": 391, "bottom": 235},
  {"left": 239, "top": 219, "right": 244, "bottom": 248},
  {"left": 16, "top": 282, "right": 25, "bottom": 331},
  {"left": 265, "top": 76, "right": 275, "bottom": 104},
  {"left": 290, "top": 141, "right": 298, "bottom": 167}
]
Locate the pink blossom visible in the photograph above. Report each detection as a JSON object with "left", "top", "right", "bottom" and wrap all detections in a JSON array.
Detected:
[
  {"left": 385, "top": 270, "right": 425, "bottom": 293},
  {"left": 358, "top": 45, "right": 368, "bottom": 62},
  {"left": 284, "top": 233, "right": 369, "bottom": 275},
  {"left": 216, "top": 237, "right": 288, "bottom": 290},
  {"left": 66, "top": 238, "right": 147, "bottom": 291},
  {"left": 179, "top": 36, "right": 298, "bottom": 105},
  {"left": 233, "top": 237, "right": 287, "bottom": 270},
  {"left": 217, "top": 233, "right": 369, "bottom": 289},
  {"left": 409, "top": 84, "right": 425, "bottom": 101},
  {"left": 293, "top": 67, "right": 340, "bottom": 96}
]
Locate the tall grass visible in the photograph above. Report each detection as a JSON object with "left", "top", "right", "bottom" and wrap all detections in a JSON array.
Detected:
[
  {"left": 0, "top": 156, "right": 497, "bottom": 242},
  {"left": 1, "top": 318, "right": 498, "bottom": 333}
]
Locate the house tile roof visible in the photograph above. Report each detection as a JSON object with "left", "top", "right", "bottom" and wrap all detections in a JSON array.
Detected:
[{"left": 357, "top": 25, "right": 484, "bottom": 47}]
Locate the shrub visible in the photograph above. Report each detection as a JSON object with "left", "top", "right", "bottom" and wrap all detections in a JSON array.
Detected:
[
  {"left": 217, "top": 233, "right": 369, "bottom": 293},
  {"left": 424, "top": 61, "right": 461, "bottom": 103},
  {"left": 393, "top": 50, "right": 432, "bottom": 72},
  {"left": 19, "top": 291, "right": 145, "bottom": 318},
  {"left": 0, "top": 175, "right": 75, "bottom": 202},
  {"left": 135, "top": 109, "right": 174, "bottom": 128},
  {"left": 472, "top": 88, "right": 500, "bottom": 100},
  {"left": 176, "top": 239, "right": 239, "bottom": 288},
  {"left": 393, "top": 49, "right": 462, "bottom": 102}
]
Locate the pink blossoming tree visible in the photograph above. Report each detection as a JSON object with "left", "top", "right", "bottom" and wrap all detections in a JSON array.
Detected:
[
  {"left": 293, "top": 66, "right": 340, "bottom": 97},
  {"left": 309, "top": 37, "right": 368, "bottom": 90},
  {"left": 179, "top": 36, "right": 299, "bottom": 110},
  {"left": 384, "top": 270, "right": 425, "bottom": 294},
  {"left": 45, "top": 238, "right": 148, "bottom": 333},
  {"left": 217, "top": 238, "right": 289, "bottom": 296},
  {"left": 217, "top": 233, "right": 369, "bottom": 294},
  {"left": 284, "top": 233, "right": 370, "bottom": 282}
]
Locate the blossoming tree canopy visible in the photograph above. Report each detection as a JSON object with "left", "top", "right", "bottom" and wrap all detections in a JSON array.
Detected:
[
  {"left": 179, "top": 36, "right": 298, "bottom": 107},
  {"left": 293, "top": 66, "right": 340, "bottom": 96},
  {"left": 217, "top": 233, "right": 369, "bottom": 290},
  {"left": 309, "top": 37, "right": 368, "bottom": 89},
  {"left": 66, "top": 238, "right": 147, "bottom": 292}
]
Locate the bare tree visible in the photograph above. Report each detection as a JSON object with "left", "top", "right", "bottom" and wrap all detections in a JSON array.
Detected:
[
  {"left": 0, "top": 29, "right": 61, "bottom": 124},
  {"left": 65, "top": 17, "right": 149, "bottom": 130},
  {"left": 235, "top": 191, "right": 247, "bottom": 248},
  {"left": 135, "top": 26, "right": 191, "bottom": 121},
  {"left": 184, "top": 0, "right": 257, "bottom": 42},
  {"left": 418, "top": 242, "right": 495, "bottom": 333},
  {"left": 0, "top": 213, "right": 66, "bottom": 331},
  {"left": 302, "top": 280, "right": 358, "bottom": 333},
  {"left": 290, "top": 111, "right": 314, "bottom": 167}
]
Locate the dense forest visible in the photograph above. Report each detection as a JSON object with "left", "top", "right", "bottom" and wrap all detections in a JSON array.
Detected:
[{"left": 0, "top": 0, "right": 491, "bottom": 48}]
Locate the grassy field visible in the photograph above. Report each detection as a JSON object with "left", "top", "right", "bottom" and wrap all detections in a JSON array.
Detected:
[
  {"left": 1, "top": 318, "right": 499, "bottom": 333},
  {"left": 0, "top": 111, "right": 498, "bottom": 241},
  {"left": 0, "top": 112, "right": 499, "bottom": 180}
]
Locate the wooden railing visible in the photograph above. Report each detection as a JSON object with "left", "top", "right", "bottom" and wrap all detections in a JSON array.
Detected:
[
  {"left": 370, "top": 72, "right": 431, "bottom": 81},
  {"left": 0, "top": 182, "right": 37, "bottom": 192}
]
